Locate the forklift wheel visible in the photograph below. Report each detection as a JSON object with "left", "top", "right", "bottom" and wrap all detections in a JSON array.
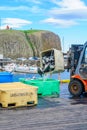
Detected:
[{"left": 68, "top": 80, "right": 83, "bottom": 96}]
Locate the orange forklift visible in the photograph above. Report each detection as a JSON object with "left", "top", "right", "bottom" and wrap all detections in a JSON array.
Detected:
[{"left": 68, "top": 41, "right": 87, "bottom": 96}]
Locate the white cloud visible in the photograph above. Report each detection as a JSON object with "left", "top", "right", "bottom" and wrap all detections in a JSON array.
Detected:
[
  {"left": 0, "top": 5, "right": 43, "bottom": 14},
  {"left": 52, "top": 0, "right": 86, "bottom": 9},
  {"left": 25, "top": 0, "right": 41, "bottom": 4},
  {"left": 0, "top": 0, "right": 87, "bottom": 28},
  {"left": 43, "top": 0, "right": 87, "bottom": 27},
  {"left": 0, "top": 6, "right": 29, "bottom": 11},
  {"left": 49, "top": 8, "right": 87, "bottom": 20},
  {"left": 15, "top": 0, "right": 41, "bottom": 4},
  {"left": 49, "top": 0, "right": 87, "bottom": 18},
  {"left": 41, "top": 18, "right": 77, "bottom": 27},
  {"left": 30, "top": 6, "right": 43, "bottom": 13},
  {"left": 1, "top": 18, "right": 32, "bottom": 29}
]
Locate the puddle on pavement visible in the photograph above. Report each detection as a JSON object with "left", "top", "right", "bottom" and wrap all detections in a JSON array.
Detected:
[
  {"left": 60, "top": 83, "right": 70, "bottom": 99},
  {"left": 70, "top": 94, "right": 87, "bottom": 105},
  {"left": 37, "top": 83, "right": 87, "bottom": 108},
  {"left": 60, "top": 83, "right": 87, "bottom": 105},
  {"left": 37, "top": 97, "right": 61, "bottom": 109}
]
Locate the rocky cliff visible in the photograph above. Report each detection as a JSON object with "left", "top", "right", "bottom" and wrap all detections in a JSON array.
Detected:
[{"left": 0, "top": 30, "right": 61, "bottom": 58}]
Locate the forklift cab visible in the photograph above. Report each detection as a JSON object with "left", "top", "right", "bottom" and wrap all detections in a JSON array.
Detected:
[{"left": 68, "top": 42, "right": 87, "bottom": 96}]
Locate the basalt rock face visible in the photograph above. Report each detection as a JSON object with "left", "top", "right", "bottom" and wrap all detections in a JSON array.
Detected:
[
  {"left": 0, "top": 30, "right": 32, "bottom": 58},
  {"left": 0, "top": 30, "right": 61, "bottom": 58}
]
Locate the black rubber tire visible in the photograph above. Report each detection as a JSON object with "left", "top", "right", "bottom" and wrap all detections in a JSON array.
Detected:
[{"left": 68, "top": 80, "right": 83, "bottom": 96}]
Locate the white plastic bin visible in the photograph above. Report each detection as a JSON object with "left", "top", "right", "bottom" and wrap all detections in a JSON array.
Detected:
[{"left": 40, "top": 48, "right": 64, "bottom": 74}]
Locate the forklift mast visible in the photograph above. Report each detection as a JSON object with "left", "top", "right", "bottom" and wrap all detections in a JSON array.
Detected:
[
  {"left": 67, "top": 44, "right": 83, "bottom": 77},
  {"left": 75, "top": 42, "right": 87, "bottom": 79}
]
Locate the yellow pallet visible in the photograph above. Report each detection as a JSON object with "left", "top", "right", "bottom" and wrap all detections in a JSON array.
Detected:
[{"left": 0, "top": 82, "right": 38, "bottom": 108}]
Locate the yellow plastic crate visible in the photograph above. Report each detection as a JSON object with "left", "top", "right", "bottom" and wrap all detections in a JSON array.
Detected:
[{"left": 0, "top": 82, "right": 38, "bottom": 108}]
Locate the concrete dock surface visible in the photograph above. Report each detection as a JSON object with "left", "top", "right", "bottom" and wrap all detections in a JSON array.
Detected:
[{"left": 0, "top": 83, "right": 87, "bottom": 130}]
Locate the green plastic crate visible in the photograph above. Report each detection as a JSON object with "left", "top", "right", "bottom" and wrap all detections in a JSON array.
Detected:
[{"left": 20, "top": 78, "right": 60, "bottom": 96}]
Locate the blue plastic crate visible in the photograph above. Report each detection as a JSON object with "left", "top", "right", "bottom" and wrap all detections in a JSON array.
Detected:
[{"left": 0, "top": 72, "right": 13, "bottom": 83}]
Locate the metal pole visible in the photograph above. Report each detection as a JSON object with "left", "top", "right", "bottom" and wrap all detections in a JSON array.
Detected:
[{"left": 62, "top": 36, "right": 64, "bottom": 52}]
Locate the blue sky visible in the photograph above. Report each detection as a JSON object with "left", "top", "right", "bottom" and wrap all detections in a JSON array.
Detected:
[{"left": 0, "top": 0, "right": 87, "bottom": 52}]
